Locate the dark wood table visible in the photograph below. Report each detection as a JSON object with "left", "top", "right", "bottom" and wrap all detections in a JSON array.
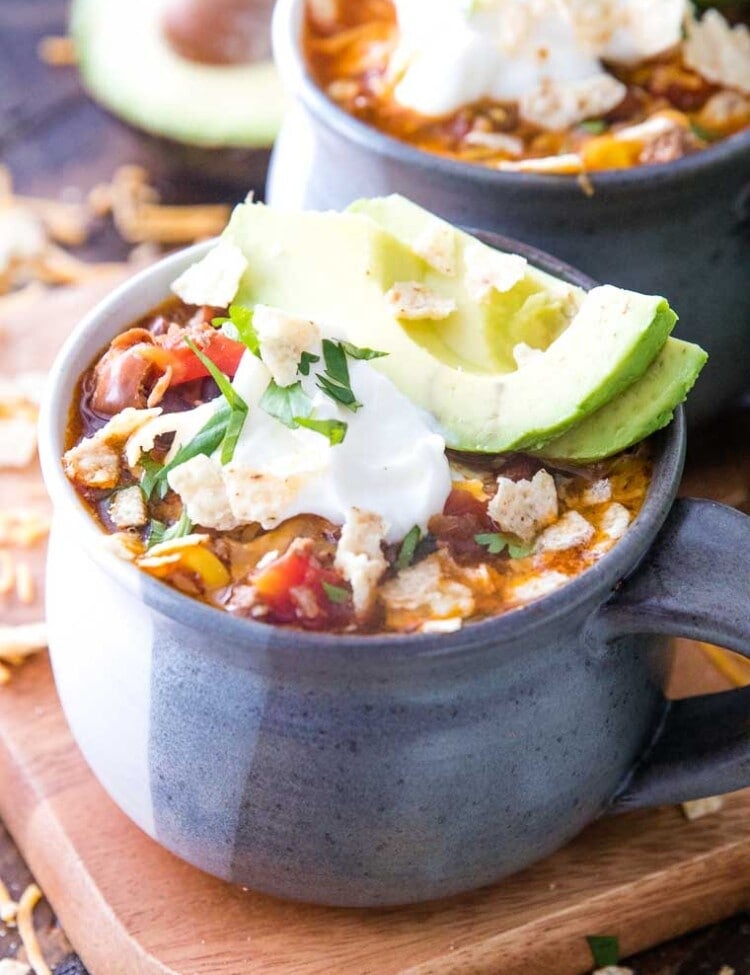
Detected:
[{"left": 2, "top": 2, "right": 749, "bottom": 972}]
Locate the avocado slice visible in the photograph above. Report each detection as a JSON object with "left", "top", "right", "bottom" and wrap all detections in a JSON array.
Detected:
[
  {"left": 71, "top": 0, "right": 286, "bottom": 148},
  {"left": 222, "top": 202, "right": 676, "bottom": 453},
  {"left": 536, "top": 338, "right": 708, "bottom": 463},
  {"left": 349, "top": 195, "right": 582, "bottom": 373}
]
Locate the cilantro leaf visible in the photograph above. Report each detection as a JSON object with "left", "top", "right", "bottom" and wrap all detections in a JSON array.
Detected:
[
  {"left": 213, "top": 304, "right": 260, "bottom": 357},
  {"left": 148, "top": 507, "right": 193, "bottom": 550},
  {"left": 507, "top": 539, "right": 534, "bottom": 559},
  {"left": 474, "top": 532, "right": 535, "bottom": 558},
  {"left": 396, "top": 525, "right": 421, "bottom": 570},
  {"left": 580, "top": 119, "right": 608, "bottom": 134},
  {"left": 586, "top": 935, "right": 620, "bottom": 969},
  {"left": 139, "top": 453, "right": 165, "bottom": 501},
  {"left": 322, "top": 338, "right": 350, "bottom": 387},
  {"left": 316, "top": 373, "right": 362, "bottom": 411},
  {"left": 260, "top": 380, "right": 313, "bottom": 429},
  {"left": 474, "top": 532, "right": 508, "bottom": 555},
  {"left": 340, "top": 341, "right": 388, "bottom": 361},
  {"left": 141, "top": 403, "right": 232, "bottom": 500},
  {"left": 298, "top": 351, "right": 321, "bottom": 376},
  {"left": 313, "top": 339, "right": 375, "bottom": 414},
  {"left": 294, "top": 416, "right": 348, "bottom": 445},
  {"left": 322, "top": 581, "right": 350, "bottom": 604},
  {"left": 148, "top": 519, "right": 166, "bottom": 547},
  {"left": 184, "top": 338, "right": 248, "bottom": 464},
  {"left": 690, "top": 120, "right": 718, "bottom": 143}
]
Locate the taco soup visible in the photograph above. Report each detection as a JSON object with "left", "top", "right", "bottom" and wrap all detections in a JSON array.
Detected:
[
  {"left": 62, "top": 198, "right": 707, "bottom": 634},
  {"left": 303, "top": 0, "right": 750, "bottom": 173}
]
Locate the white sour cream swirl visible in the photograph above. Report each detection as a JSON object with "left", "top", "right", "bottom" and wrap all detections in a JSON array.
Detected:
[{"left": 389, "top": 0, "right": 686, "bottom": 123}]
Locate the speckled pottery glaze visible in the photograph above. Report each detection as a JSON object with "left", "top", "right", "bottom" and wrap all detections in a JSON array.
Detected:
[
  {"left": 40, "top": 239, "right": 750, "bottom": 908},
  {"left": 268, "top": 0, "right": 750, "bottom": 426}
]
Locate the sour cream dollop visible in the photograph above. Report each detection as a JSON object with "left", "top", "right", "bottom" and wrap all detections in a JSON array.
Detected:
[
  {"left": 133, "top": 348, "right": 452, "bottom": 544},
  {"left": 390, "top": 0, "right": 686, "bottom": 123}
]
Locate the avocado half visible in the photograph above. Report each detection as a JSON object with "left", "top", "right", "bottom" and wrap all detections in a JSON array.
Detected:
[{"left": 71, "top": 0, "right": 287, "bottom": 149}]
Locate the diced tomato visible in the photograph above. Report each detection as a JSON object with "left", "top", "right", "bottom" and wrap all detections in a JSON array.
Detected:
[
  {"left": 164, "top": 333, "right": 246, "bottom": 385},
  {"left": 252, "top": 544, "right": 352, "bottom": 630}
]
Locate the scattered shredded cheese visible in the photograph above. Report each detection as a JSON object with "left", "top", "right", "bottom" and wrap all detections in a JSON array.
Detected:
[
  {"left": 16, "top": 884, "right": 52, "bottom": 975},
  {"left": 0, "top": 873, "right": 17, "bottom": 925}
]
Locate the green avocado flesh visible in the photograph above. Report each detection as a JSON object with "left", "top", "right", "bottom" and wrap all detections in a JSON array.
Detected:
[
  {"left": 71, "top": 0, "right": 286, "bottom": 147},
  {"left": 348, "top": 195, "right": 580, "bottom": 373},
  {"left": 536, "top": 338, "right": 708, "bottom": 463},
  {"left": 220, "top": 200, "right": 691, "bottom": 458}
]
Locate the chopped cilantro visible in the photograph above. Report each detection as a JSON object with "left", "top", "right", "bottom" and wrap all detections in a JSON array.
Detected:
[
  {"left": 322, "top": 581, "right": 350, "bottom": 604},
  {"left": 316, "top": 339, "right": 363, "bottom": 412},
  {"left": 139, "top": 454, "right": 166, "bottom": 501},
  {"left": 212, "top": 304, "right": 260, "bottom": 356},
  {"left": 298, "top": 351, "right": 321, "bottom": 376},
  {"left": 184, "top": 338, "right": 248, "bottom": 464},
  {"left": 140, "top": 402, "right": 232, "bottom": 500},
  {"left": 586, "top": 935, "right": 620, "bottom": 969},
  {"left": 474, "top": 532, "right": 534, "bottom": 558},
  {"left": 580, "top": 119, "right": 608, "bottom": 135},
  {"left": 295, "top": 416, "right": 348, "bottom": 445},
  {"left": 259, "top": 379, "right": 313, "bottom": 429},
  {"left": 396, "top": 525, "right": 421, "bottom": 570},
  {"left": 340, "top": 341, "right": 388, "bottom": 361},
  {"left": 690, "top": 120, "right": 718, "bottom": 142},
  {"left": 148, "top": 507, "right": 193, "bottom": 549}
]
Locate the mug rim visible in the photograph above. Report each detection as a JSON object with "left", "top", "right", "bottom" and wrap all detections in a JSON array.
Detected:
[
  {"left": 271, "top": 0, "right": 750, "bottom": 195},
  {"left": 39, "top": 235, "right": 685, "bottom": 662}
]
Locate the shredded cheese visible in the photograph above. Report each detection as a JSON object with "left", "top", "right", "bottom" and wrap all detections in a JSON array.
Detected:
[
  {"left": 0, "top": 873, "right": 17, "bottom": 925},
  {"left": 13, "top": 562, "right": 35, "bottom": 605},
  {"left": 16, "top": 884, "right": 52, "bottom": 975}
]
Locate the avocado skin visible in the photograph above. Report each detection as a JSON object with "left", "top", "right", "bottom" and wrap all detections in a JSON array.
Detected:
[{"left": 536, "top": 338, "right": 708, "bottom": 463}]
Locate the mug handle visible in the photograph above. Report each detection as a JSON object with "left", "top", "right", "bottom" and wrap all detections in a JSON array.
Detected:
[{"left": 593, "top": 498, "right": 750, "bottom": 811}]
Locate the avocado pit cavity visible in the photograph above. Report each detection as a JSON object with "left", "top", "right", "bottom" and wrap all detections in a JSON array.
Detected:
[{"left": 162, "top": 0, "right": 273, "bottom": 66}]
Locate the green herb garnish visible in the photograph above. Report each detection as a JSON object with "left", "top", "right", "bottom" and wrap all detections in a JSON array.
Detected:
[
  {"left": 259, "top": 379, "right": 313, "bottom": 429},
  {"left": 316, "top": 339, "right": 362, "bottom": 412},
  {"left": 322, "top": 581, "right": 350, "bottom": 604},
  {"left": 212, "top": 303, "right": 260, "bottom": 356},
  {"left": 396, "top": 525, "right": 421, "bottom": 570},
  {"left": 586, "top": 935, "right": 620, "bottom": 969},
  {"left": 474, "top": 532, "right": 534, "bottom": 559},
  {"left": 148, "top": 507, "right": 193, "bottom": 549},
  {"left": 340, "top": 341, "right": 388, "bottom": 361},
  {"left": 690, "top": 119, "right": 718, "bottom": 142},
  {"left": 140, "top": 402, "right": 232, "bottom": 500},
  {"left": 298, "top": 351, "right": 321, "bottom": 376},
  {"left": 139, "top": 454, "right": 166, "bottom": 501},
  {"left": 580, "top": 119, "right": 608, "bottom": 135},
  {"left": 295, "top": 416, "right": 348, "bottom": 445},
  {"left": 184, "top": 337, "right": 248, "bottom": 464}
]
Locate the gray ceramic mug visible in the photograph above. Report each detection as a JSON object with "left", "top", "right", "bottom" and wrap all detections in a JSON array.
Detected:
[
  {"left": 268, "top": 0, "right": 750, "bottom": 426},
  {"left": 40, "top": 237, "right": 750, "bottom": 908}
]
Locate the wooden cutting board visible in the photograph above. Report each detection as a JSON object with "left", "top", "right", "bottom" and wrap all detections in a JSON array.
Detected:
[{"left": 3, "top": 651, "right": 750, "bottom": 975}]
